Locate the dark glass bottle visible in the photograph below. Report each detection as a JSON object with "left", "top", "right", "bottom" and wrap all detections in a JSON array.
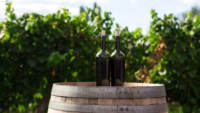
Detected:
[
  {"left": 111, "top": 31, "right": 125, "bottom": 86},
  {"left": 96, "top": 30, "right": 110, "bottom": 86}
]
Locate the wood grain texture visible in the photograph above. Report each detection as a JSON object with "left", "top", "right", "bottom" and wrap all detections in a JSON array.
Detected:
[
  {"left": 48, "top": 101, "right": 168, "bottom": 113},
  {"left": 48, "top": 82, "right": 168, "bottom": 113},
  {"left": 48, "top": 108, "right": 89, "bottom": 113},
  {"left": 51, "top": 82, "right": 166, "bottom": 99},
  {"left": 48, "top": 108, "right": 168, "bottom": 113},
  {"left": 50, "top": 95, "right": 166, "bottom": 106},
  {"left": 54, "top": 82, "right": 164, "bottom": 87}
]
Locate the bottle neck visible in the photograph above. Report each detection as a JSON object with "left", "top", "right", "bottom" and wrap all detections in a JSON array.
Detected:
[
  {"left": 101, "top": 36, "right": 106, "bottom": 50},
  {"left": 115, "top": 36, "right": 120, "bottom": 51}
]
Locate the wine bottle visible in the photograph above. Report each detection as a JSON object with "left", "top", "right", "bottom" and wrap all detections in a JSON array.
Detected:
[
  {"left": 96, "top": 30, "right": 110, "bottom": 86},
  {"left": 111, "top": 31, "right": 125, "bottom": 86}
]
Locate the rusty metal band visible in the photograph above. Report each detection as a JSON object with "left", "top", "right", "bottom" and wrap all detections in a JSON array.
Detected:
[
  {"left": 48, "top": 101, "right": 168, "bottom": 113},
  {"left": 51, "top": 85, "right": 166, "bottom": 99}
]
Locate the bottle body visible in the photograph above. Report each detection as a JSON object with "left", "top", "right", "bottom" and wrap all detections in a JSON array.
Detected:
[
  {"left": 96, "top": 50, "right": 110, "bottom": 86},
  {"left": 96, "top": 32, "right": 110, "bottom": 86},
  {"left": 111, "top": 50, "right": 125, "bottom": 86}
]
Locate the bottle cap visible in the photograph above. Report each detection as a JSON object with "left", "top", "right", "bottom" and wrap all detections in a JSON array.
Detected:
[
  {"left": 102, "top": 30, "right": 106, "bottom": 36},
  {"left": 116, "top": 31, "right": 120, "bottom": 36}
]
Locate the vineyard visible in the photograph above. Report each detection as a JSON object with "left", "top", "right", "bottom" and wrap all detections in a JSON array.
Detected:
[{"left": 0, "top": 2, "right": 200, "bottom": 113}]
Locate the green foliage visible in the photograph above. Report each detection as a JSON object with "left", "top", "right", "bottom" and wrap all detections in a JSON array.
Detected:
[
  {"left": 1, "top": 2, "right": 200, "bottom": 113},
  {"left": 150, "top": 9, "right": 200, "bottom": 112},
  {"left": 179, "top": 5, "right": 200, "bottom": 22},
  {"left": 0, "top": 2, "right": 115, "bottom": 112}
]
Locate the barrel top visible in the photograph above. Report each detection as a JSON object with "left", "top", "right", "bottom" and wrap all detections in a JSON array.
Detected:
[
  {"left": 51, "top": 82, "right": 166, "bottom": 99},
  {"left": 53, "top": 82, "right": 164, "bottom": 87}
]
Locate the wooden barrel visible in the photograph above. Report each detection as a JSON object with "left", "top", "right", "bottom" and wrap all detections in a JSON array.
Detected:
[{"left": 48, "top": 82, "right": 168, "bottom": 113}]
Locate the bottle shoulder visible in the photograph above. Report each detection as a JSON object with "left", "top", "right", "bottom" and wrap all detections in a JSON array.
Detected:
[
  {"left": 96, "top": 50, "right": 110, "bottom": 58},
  {"left": 111, "top": 50, "right": 125, "bottom": 58}
]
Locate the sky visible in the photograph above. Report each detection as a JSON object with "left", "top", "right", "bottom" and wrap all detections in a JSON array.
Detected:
[{"left": 0, "top": 0, "right": 200, "bottom": 35}]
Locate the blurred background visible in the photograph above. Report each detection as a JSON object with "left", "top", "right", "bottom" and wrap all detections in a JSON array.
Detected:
[
  {"left": 0, "top": 0, "right": 200, "bottom": 113},
  {"left": 1, "top": 0, "right": 200, "bottom": 34}
]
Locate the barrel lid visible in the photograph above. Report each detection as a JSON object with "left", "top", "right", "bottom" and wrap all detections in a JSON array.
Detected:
[{"left": 51, "top": 82, "right": 166, "bottom": 99}]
